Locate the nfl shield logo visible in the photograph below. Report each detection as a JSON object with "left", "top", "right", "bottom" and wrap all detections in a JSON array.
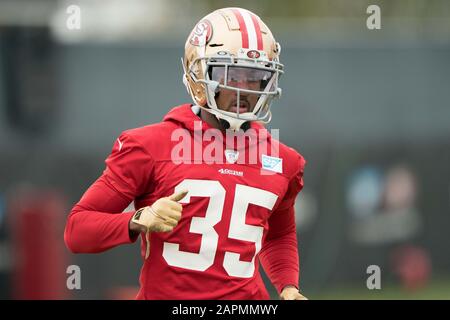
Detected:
[{"left": 224, "top": 149, "right": 239, "bottom": 164}]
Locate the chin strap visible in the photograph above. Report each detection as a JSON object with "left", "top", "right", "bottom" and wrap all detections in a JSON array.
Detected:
[
  {"left": 196, "top": 104, "right": 250, "bottom": 131},
  {"left": 192, "top": 104, "right": 252, "bottom": 132}
]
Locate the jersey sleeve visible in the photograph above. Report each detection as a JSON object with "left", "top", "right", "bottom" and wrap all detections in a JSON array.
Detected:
[
  {"left": 274, "top": 153, "right": 306, "bottom": 213},
  {"left": 103, "top": 132, "right": 155, "bottom": 199},
  {"left": 259, "top": 153, "right": 306, "bottom": 294},
  {"left": 64, "top": 132, "right": 154, "bottom": 253}
]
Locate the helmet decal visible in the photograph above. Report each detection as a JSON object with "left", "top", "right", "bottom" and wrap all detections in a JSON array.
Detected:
[
  {"left": 246, "top": 50, "right": 261, "bottom": 59},
  {"left": 189, "top": 20, "right": 213, "bottom": 47}
]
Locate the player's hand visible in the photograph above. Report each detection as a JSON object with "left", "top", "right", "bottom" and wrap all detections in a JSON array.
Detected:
[
  {"left": 280, "top": 286, "right": 308, "bottom": 300},
  {"left": 130, "top": 190, "right": 188, "bottom": 234}
]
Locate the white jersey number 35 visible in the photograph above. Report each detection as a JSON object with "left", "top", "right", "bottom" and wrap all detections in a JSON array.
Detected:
[{"left": 162, "top": 179, "right": 278, "bottom": 278}]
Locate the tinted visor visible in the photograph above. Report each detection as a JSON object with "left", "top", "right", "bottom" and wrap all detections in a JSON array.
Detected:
[{"left": 209, "top": 66, "right": 274, "bottom": 91}]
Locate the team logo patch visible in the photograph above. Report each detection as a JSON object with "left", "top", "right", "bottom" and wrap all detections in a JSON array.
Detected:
[
  {"left": 261, "top": 154, "right": 283, "bottom": 173},
  {"left": 247, "top": 50, "right": 261, "bottom": 59},
  {"left": 225, "top": 149, "right": 239, "bottom": 164},
  {"left": 189, "top": 19, "right": 213, "bottom": 47}
]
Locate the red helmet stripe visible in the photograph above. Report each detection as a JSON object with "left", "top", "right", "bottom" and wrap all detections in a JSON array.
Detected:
[
  {"left": 250, "top": 14, "right": 263, "bottom": 50},
  {"left": 231, "top": 8, "right": 249, "bottom": 48}
]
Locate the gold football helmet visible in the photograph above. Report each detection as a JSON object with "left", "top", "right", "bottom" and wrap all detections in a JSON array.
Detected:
[{"left": 182, "top": 7, "right": 283, "bottom": 131}]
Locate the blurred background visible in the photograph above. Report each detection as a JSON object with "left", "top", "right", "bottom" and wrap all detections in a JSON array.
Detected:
[{"left": 0, "top": 0, "right": 449, "bottom": 299}]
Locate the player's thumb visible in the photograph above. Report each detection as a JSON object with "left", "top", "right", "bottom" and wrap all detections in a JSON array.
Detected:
[{"left": 169, "top": 189, "right": 189, "bottom": 202}]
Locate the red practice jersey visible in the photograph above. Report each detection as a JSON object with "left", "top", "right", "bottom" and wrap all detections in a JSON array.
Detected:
[{"left": 64, "top": 104, "right": 306, "bottom": 299}]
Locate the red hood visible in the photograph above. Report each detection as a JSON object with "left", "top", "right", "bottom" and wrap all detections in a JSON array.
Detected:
[
  {"left": 162, "top": 104, "right": 278, "bottom": 162},
  {"left": 163, "top": 104, "right": 210, "bottom": 132}
]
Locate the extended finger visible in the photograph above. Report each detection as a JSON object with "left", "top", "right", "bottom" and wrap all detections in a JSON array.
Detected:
[{"left": 168, "top": 190, "right": 189, "bottom": 202}]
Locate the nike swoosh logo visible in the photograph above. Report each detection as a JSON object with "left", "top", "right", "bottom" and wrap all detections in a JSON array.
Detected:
[{"left": 117, "top": 138, "right": 123, "bottom": 151}]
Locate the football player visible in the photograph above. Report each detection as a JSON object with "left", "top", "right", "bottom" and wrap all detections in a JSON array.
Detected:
[{"left": 64, "top": 7, "right": 307, "bottom": 300}]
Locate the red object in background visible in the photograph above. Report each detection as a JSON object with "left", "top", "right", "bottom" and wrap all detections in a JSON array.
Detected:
[
  {"left": 9, "top": 187, "right": 68, "bottom": 299},
  {"left": 106, "top": 286, "right": 140, "bottom": 300},
  {"left": 391, "top": 245, "right": 432, "bottom": 292}
]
